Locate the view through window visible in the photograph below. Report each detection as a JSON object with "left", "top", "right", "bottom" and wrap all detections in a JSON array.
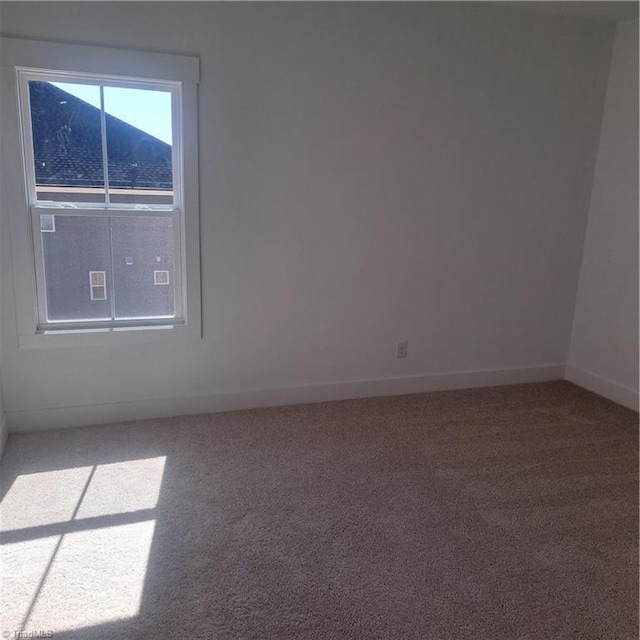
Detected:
[{"left": 21, "top": 73, "right": 181, "bottom": 327}]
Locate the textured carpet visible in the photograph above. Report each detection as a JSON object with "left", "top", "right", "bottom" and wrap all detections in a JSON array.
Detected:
[{"left": 0, "top": 381, "right": 638, "bottom": 639}]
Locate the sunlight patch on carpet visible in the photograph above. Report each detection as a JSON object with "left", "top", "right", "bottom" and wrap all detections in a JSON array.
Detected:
[
  {"left": 0, "top": 456, "right": 166, "bottom": 635},
  {"left": 76, "top": 456, "right": 166, "bottom": 518},
  {"left": 1, "top": 466, "right": 94, "bottom": 530},
  {"left": 26, "top": 520, "right": 156, "bottom": 632}
]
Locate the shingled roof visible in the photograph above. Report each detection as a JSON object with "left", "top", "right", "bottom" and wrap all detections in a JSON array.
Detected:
[{"left": 29, "top": 81, "right": 172, "bottom": 190}]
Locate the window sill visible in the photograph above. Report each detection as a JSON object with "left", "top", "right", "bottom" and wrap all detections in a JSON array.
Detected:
[{"left": 18, "top": 320, "right": 199, "bottom": 350}]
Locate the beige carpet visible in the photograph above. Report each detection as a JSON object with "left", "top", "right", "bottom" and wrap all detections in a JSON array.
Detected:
[{"left": 1, "top": 381, "right": 638, "bottom": 639}]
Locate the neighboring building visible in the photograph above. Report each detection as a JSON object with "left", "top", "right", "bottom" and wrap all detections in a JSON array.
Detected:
[
  {"left": 30, "top": 81, "right": 172, "bottom": 196},
  {"left": 30, "top": 82, "right": 175, "bottom": 321}
]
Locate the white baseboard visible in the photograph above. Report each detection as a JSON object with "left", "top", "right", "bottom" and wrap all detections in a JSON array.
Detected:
[
  {"left": 565, "top": 363, "right": 639, "bottom": 412},
  {"left": 0, "top": 414, "right": 8, "bottom": 458},
  {"left": 6, "top": 363, "right": 565, "bottom": 432}
]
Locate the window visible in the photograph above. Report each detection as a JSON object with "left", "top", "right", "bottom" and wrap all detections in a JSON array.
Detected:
[
  {"left": 1, "top": 38, "right": 201, "bottom": 346},
  {"left": 20, "top": 70, "right": 181, "bottom": 327},
  {"left": 154, "top": 270, "right": 170, "bottom": 286},
  {"left": 40, "top": 213, "right": 55, "bottom": 232},
  {"left": 89, "top": 271, "right": 107, "bottom": 301}
]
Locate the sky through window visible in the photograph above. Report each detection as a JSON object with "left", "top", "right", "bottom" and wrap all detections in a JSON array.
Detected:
[{"left": 52, "top": 82, "right": 172, "bottom": 145}]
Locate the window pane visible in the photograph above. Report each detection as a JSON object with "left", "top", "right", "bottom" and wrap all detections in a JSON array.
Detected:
[
  {"left": 41, "top": 216, "right": 111, "bottom": 321},
  {"left": 104, "top": 87, "right": 173, "bottom": 205},
  {"left": 112, "top": 217, "right": 175, "bottom": 319},
  {"left": 91, "top": 285, "right": 107, "bottom": 300},
  {"left": 90, "top": 272, "right": 103, "bottom": 286},
  {"left": 29, "top": 81, "right": 106, "bottom": 203}
]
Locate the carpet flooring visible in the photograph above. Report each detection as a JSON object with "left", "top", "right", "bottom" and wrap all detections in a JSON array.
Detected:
[{"left": 1, "top": 381, "right": 638, "bottom": 639}]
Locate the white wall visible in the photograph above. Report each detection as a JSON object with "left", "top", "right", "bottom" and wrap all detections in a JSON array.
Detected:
[
  {"left": 0, "top": 85, "right": 6, "bottom": 453},
  {"left": 0, "top": 367, "right": 5, "bottom": 454},
  {"left": 0, "top": 258, "right": 5, "bottom": 453},
  {"left": 0, "top": 298, "right": 5, "bottom": 452},
  {"left": 0, "top": 3, "right": 615, "bottom": 429},
  {"left": 567, "top": 19, "right": 639, "bottom": 411}
]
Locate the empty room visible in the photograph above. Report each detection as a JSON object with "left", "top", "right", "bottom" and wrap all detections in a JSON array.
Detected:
[{"left": 0, "top": 1, "right": 638, "bottom": 638}]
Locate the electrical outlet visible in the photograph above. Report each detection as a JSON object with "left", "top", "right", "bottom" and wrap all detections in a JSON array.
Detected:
[{"left": 396, "top": 340, "right": 408, "bottom": 359}]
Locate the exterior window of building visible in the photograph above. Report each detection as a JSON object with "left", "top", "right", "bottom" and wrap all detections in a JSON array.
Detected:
[
  {"left": 89, "top": 271, "right": 107, "bottom": 300},
  {"left": 1, "top": 37, "right": 201, "bottom": 345},
  {"left": 154, "top": 270, "right": 170, "bottom": 286},
  {"left": 40, "top": 214, "right": 55, "bottom": 232}
]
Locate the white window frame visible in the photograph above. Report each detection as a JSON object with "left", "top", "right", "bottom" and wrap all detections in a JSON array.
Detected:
[
  {"left": 154, "top": 270, "right": 170, "bottom": 286},
  {"left": 0, "top": 38, "right": 201, "bottom": 348},
  {"left": 89, "top": 271, "right": 108, "bottom": 301},
  {"left": 21, "top": 68, "right": 184, "bottom": 330}
]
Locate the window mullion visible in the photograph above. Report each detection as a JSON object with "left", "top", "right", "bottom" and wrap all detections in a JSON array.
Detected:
[
  {"left": 108, "top": 218, "right": 116, "bottom": 321},
  {"left": 99, "top": 86, "right": 117, "bottom": 321},
  {"left": 99, "top": 85, "right": 110, "bottom": 205},
  {"left": 32, "top": 206, "right": 177, "bottom": 218}
]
